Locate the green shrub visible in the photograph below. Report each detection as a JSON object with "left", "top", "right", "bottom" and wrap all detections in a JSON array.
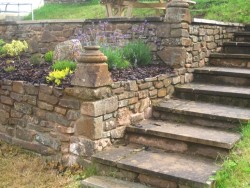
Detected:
[
  {"left": 52, "top": 60, "right": 76, "bottom": 71},
  {"left": 30, "top": 54, "right": 43, "bottom": 66},
  {"left": 101, "top": 47, "right": 130, "bottom": 70},
  {"left": 44, "top": 51, "right": 54, "bottom": 63},
  {"left": 4, "top": 65, "right": 15, "bottom": 73},
  {"left": 0, "top": 39, "right": 5, "bottom": 56},
  {"left": 123, "top": 40, "right": 152, "bottom": 66}
]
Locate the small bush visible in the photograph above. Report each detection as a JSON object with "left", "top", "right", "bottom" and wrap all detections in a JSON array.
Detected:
[
  {"left": 52, "top": 60, "right": 77, "bottom": 71},
  {"left": 0, "top": 39, "right": 5, "bottom": 56},
  {"left": 44, "top": 51, "right": 54, "bottom": 63},
  {"left": 123, "top": 40, "right": 152, "bottom": 67},
  {"left": 3, "top": 40, "right": 28, "bottom": 58},
  {"left": 30, "top": 54, "right": 42, "bottom": 66},
  {"left": 46, "top": 68, "right": 72, "bottom": 86},
  {"left": 101, "top": 47, "right": 130, "bottom": 70},
  {"left": 4, "top": 66, "right": 15, "bottom": 73}
]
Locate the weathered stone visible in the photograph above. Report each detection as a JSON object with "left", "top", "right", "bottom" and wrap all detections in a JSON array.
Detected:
[
  {"left": 94, "top": 138, "right": 111, "bottom": 151},
  {"left": 104, "top": 119, "right": 116, "bottom": 131},
  {"left": 138, "top": 90, "right": 149, "bottom": 99},
  {"left": 171, "top": 29, "right": 189, "bottom": 38},
  {"left": 130, "top": 113, "right": 144, "bottom": 124},
  {"left": 56, "top": 124, "right": 74, "bottom": 134},
  {"left": 66, "top": 110, "right": 80, "bottom": 120},
  {"left": 0, "top": 109, "right": 9, "bottom": 124},
  {"left": 59, "top": 98, "right": 80, "bottom": 109},
  {"left": 39, "top": 92, "right": 58, "bottom": 105},
  {"left": 46, "top": 112, "right": 70, "bottom": 127},
  {"left": 81, "top": 96, "right": 118, "bottom": 117},
  {"left": 103, "top": 113, "right": 113, "bottom": 120},
  {"left": 65, "top": 86, "right": 112, "bottom": 100},
  {"left": 9, "top": 118, "right": 25, "bottom": 127},
  {"left": 185, "top": 73, "right": 194, "bottom": 83},
  {"left": 35, "top": 133, "right": 60, "bottom": 150},
  {"left": 53, "top": 87, "right": 63, "bottom": 97},
  {"left": 163, "top": 78, "right": 172, "bottom": 87},
  {"left": 158, "top": 47, "right": 186, "bottom": 68},
  {"left": 110, "top": 126, "right": 126, "bottom": 139},
  {"left": 14, "top": 102, "right": 32, "bottom": 114},
  {"left": 74, "top": 116, "right": 103, "bottom": 139},
  {"left": 172, "top": 76, "right": 181, "bottom": 85},
  {"left": 39, "top": 84, "right": 53, "bottom": 95},
  {"left": 118, "top": 99, "right": 129, "bottom": 108},
  {"left": 117, "top": 108, "right": 131, "bottom": 126},
  {"left": 149, "top": 89, "right": 158, "bottom": 97},
  {"left": 138, "top": 174, "right": 177, "bottom": 188},
  {"left": 0, "top": 103, "right": 11, "bottom": 112},
  {"left": 158, "top": 88, "right": 167, "bottom": 97},
  {"left": 138, "top": 82, "right": 153, "bottom": 90},
  {"left": 16, "top": 127, "right": 36, "bottom": 142},
  {"left": 37, "top": 101, "right": 54, "bottom": 111},
  {"left": 33, "top": 108, "right": 46, "bottom": 119},
  {"left": 165, "top": 3, "right": 191, "bottom": 24},
  {"left": 156, "top": 24, "right": 171, "bottom": 38},
  {"left": 129, "top": 97, "right": 139, "bottom": 105},
  {"left": 23, "top": 95, "right": 37, "bottom": 106},
  {"left": 10, "top": 92, "right": 23, "bottom": 102},
  {"left": 154, "top": 81, "right": 164, "bottom": 89},
  {"left": 112, "top": 87, "right": 125, "bottom": 95},
  {"left": 12, "top": 81, "right": 25, "bottom": 94},
  {"left": 10, "top": 109, "right": 23, "bottom": 118},
  {"left": 0, "top": 96, "right": 13, "bottom": 105},
  {"left": 181, "top": 38, "right": 192, "bottom": 46},
  {"left": 124, "top": 81, "right": 138, "bottom": 91},
  {"left": 139, "top": 98, "right": 150, "bottom": 113},
  {"left": 70, "top": 136, "right": 94, "bottom": 157},
  {"left": 71, "top": 63, "right": 112, "bottom": 87},
  {"left": 166, "top": 85, "right": 175, "bottom": 97},
  {"left": 54, "top": 107, "right": 67, "bottom": 115}
]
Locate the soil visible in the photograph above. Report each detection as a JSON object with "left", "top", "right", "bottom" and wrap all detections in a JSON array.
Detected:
[{"left": 0, "top": 57, "right": 173, "bottom": 87}]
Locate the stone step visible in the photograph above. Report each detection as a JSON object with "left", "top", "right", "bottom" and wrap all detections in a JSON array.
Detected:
[
  {"left": 153, "top": 99, "right": 250, "bottom": 130},
  {"left": 175, "top": 83, "right": 250, "bottom": 108},
  {"left": 93, "top": 145, "right": 219, "bottom": 188},
  {"left": 126, "top": 119, "right": 240, "bottom": 158},
  {"left": 194, "top": 67, "right": 250, "bottom": 87},
  {"left": 81, "top": 176, "right": 150, "bottom": 188},
  {"left": 209, "top": 53, "right": 250, "bottom": 68},
  {"left": 223, "top": 42, "right": 250, "bottom": 54},
  {"left": 235, "top": 32, "right": 250, "bottom": 42}
]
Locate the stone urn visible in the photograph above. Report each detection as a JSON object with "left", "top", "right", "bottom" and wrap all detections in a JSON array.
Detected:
[{"left": 71, "top": 46, "right": 112, "bottom": 88}]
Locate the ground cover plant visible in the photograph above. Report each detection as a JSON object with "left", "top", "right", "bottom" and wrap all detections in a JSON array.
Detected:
[
  {"left": 214, "top": 122, "right": 250, "bottom": 188},
  {"left": 24, "top": 0, "right": 249, "bottom": 23}
]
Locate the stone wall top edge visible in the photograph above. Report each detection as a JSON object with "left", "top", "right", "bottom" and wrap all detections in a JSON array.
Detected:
[
  {"left": 192, "top": 18, "right": 245, "bottom": 27},
  {"left": 0, "top": 17, "right": 163, "bottom": 25}
]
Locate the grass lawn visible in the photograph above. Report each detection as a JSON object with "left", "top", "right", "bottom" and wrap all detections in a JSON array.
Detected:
[
  {"left": 25, "top": 0, "right": 250, "bottom": 23},
  {"left": 214, "top": 123, "right": 250, "bottom": 188},
  {"left": 0, "top": 141, "right": 81, "bottom": 188}
]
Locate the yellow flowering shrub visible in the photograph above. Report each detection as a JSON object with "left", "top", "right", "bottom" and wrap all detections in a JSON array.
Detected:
[
  {"left": 3, "top": 40, "right": 28, "bottom": 57},
  {"left": 46, "top": 68, "right": 73, "bottom": 86}
]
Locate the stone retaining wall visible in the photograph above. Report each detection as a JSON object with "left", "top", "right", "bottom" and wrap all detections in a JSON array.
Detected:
[
  {"left": 0, "top": 17, "right": 244, "bottom": 66},
  {"left": 0, "top": 71, "right": 185, "bottom": 165},
  {"left": 44, "top": 0, "right": 86, "bottom": 3}
]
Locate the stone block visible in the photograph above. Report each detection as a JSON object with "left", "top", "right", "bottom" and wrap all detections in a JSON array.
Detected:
[
  {"left": 163, "top": 78, "right": 172, "bottom": 87},
  {"left": 138, "top": 90, "right": 149, "bottom": 99},
  {"left": 124, "top": 81, "right": 138, "bottom": 91},
  {"left": 56, "top": 124, "right": 74, "bottom": 134},
  {"left": 103, "top": 119, "right": 116, "bottom": 131},
  {"left": 37, "top": 101, "right": 54, "bottom": 111},
  {"left": 70, "top": 136, "right": 95, "bottom": 157},
  {"left": 117, "top": 108, "right": 131, "bottom": 126},
  {"left": 138, "top": 82, "right": 153, "bottom": 90},
  {"left": 65, "top": 86, "right": 111, "bottom": 100},
  {"left": 138, "top": 174, "right": 177, "bottom": 188},
  {"left": 110, "top": 126, "right": 126, "bottom": 139},
  {"left": 39, "top": 92, "right": 58, "bottom": 105},
  {"left": 158, "top": 88, "right": 167, "bottom": 97},
  {"left": 46, "top": 112, "right": 70, "bottom": 127},
  {"left": 59, "top": 98, "right": 80, "bottom": 109},
  {"left": 157, "top": 47, "right": 186, "bottom": 68},
  {"left": 74, "top": 116, "right": 103, "bottom": 140},
  {"left": 139, "top": 98, "right": 150, "bottom": 113},
  {"left": 81, "top": 96, "right": 118, "bottom": 117},
  {"left": 171, "top": 29, "right": 189, "bottom": 38},
  {"left": 1, "top": 96, "right": 13, "bottom": 105},
  {"left": 10, "top": 109, "right": 23, "bottom": 118},
  {"left": 129, "top": 97, "right": 139, "bottom": 105},
  {"left": 71, "top": 63, "right": 112, "bottom": 88},
  {"left": 12, "top": 81, "right": 25, "bottom": 94},
  {"left": 10, "top": 92, "right": 23, "bottom": 102},
  {"left": 14, "top": 102, "right": 32, "bottom": 115},
  {"left": 0, "top": 109, "right": 9, "bottom": 124},
  {"left": 172, "top": 76, "right": 181, "bottom": 85},
  {"left": 118, "top": 99, "right": 129, "bottom": 108},
  {"left": 54, "top": 107, "right": 67, "bottom": 115},
  {"left": 156, "top": 24, "right": 171, "bottom": 38},
  {"left": 33, "top": 108, "right": 46, "bottom": 119},
  {"left": 165, "top": 6, "right": 191, "bottom": 24},
  {"left": 166, "top": 85, "right": 175, "bottom": 97},
  {"left": 16, "top": 126, "right": 36, "bottom": 142},
  {"left": 35, "top": 133, "right": 60, "bottom": 150},
  {"left": 0, "top": 103, "right": 11, "bottom": 112},
  {"left": 130, "top": 113, "right": 144, "bottom": 124},
  {"left": 66, "top": 110, "right": 80, "bottom": 120},
  {"left": 23, "top": 95, "right": 37, "bottom": 106},
  {"left": 39, "top": 84, "right": 53, "bottom": 95}
]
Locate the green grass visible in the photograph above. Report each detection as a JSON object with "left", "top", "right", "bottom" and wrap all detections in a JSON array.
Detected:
[{"left": 214, "top": 123, "right": 250, "bottom": 188}]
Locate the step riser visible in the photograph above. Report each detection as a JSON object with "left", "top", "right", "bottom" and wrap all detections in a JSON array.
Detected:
[
  {"left": 94, "top": 161, "right": 208, "bottom": 188},
  {"left": 194, "top": 74, "right": 250, "bottom": 87},
  {"left": 223, "top": 46, "right": 250, "bottom": 54},
  {"left": 152, "top": 109, "right": 241, "bottom": 131},
  {"left": 175, "top": 91, "right": 250, "bottom": 108},
  {"left": 126, "top": 133, "right": 228, "bottom": 159},
  {"left": 235, "top": 36, "right": 250, "bottom": 42},
  {"left": 209, "top": 57, "right": 250, "bottom": 68}
]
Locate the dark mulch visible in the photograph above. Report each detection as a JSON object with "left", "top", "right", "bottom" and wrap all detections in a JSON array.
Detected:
[{"left": 0, "top": 57, "right": 173, "bottom": 87}]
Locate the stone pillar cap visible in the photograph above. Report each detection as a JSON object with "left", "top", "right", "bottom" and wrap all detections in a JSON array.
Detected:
[
  {"left": 77, "top": 46, "right": 108, "bottom": 63},
  {"left": 167, "top": 0, "right": 190, "bottom": 8}
]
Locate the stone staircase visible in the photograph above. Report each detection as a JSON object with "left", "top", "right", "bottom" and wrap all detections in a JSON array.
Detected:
[{"left": 81, "top": 28, "right": 250, "bottom": 187}]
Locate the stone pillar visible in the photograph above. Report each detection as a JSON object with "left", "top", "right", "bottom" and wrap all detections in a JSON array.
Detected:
[
  {"left": 70, "top": 46, "right": 118, "bottom": 140},
  {"left": 157, "top": 0, "right": 192, "bottom": 68}
]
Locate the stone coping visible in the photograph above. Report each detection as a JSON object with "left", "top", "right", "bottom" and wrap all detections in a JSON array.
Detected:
[
  {"left": 0, "top": 17, "right": 163, "bottom": 25},
  {"left": 192, "top": 18, "right": 245, "bottom": 27}
]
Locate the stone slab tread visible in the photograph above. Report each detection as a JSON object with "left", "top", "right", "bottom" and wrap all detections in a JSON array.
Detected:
[
  {"left": 93, "top": 145, "right": 219, "bottom": 187},
  {"left": 210, "top": 53, "right": 250, "bottom": 59},
  {"left": 81, "top": 176, "right": 150, "bottom": 188},
  {"left": 128, "top": 119, "right": 241, "bottom": 149},
  {"left": 175, "top": 83, "right": 250, "bottom": 98},
  {"left": 223, "top": 41, "right": 250, "bottom": 46},
  {"left": 235, "top": 32, "right": 250, "bottom": 36},
  {"left": 155, "top": 99, "right": 250, "bottom": 122},
  {"left": 194, "top": 67, "right": 250, "bottom": 77}
]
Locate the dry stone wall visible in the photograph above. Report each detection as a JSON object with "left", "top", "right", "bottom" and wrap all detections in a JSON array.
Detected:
[
  {"left": 0, "top": 70, "right": 184, "bottom": 165},
  {"left": 44, "top": 0, "right": 86, "bottom": 3}
]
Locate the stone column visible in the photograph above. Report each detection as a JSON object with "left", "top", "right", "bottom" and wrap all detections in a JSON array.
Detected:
[
  {"left": 70, "top": 46, "right": 118, "bottom": 140},
  {"left": 157, "top": 0, "right": 192, "bottom": 68}
]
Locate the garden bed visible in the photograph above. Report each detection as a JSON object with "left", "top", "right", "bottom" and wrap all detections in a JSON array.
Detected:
[{"left": 0, "top": 57, "right": 172, "bottom": 87}]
